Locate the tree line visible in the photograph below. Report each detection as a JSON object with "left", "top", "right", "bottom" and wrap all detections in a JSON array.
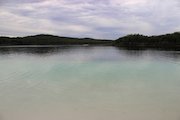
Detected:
[
  {"left": 0, "top": 34, "right": 112, "bottom": 45},
  {"left": 113, "top": 32, "right": 180, "bottom": 47},
  {"left": 1, "top": 32, "right": 180, "bottom": 47}
]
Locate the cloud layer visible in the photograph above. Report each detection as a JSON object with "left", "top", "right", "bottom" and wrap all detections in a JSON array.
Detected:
[{"left": 0, "top": 0, "right": 180, "bottom": 39}]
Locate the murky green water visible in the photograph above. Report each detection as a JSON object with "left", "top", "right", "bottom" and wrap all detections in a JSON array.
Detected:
[{"left": 0, "top": 46, "right": 180, "bottom": 120}]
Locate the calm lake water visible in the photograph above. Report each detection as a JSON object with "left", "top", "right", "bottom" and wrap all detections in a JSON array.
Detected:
[{"left": 0, "top": 46, "right": 180, "bottom": 120}]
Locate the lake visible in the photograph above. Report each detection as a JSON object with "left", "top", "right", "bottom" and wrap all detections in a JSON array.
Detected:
[{"left": 0, "top": 45, "right": 180, "bottom": 120}]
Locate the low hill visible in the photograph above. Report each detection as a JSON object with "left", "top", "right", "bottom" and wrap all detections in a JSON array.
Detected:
[
  {"left": 113, "top": 32, "right": 180, "bottom": 47},
  {"left": 0, "top": 34, "right": 112, "bottom": 45}
]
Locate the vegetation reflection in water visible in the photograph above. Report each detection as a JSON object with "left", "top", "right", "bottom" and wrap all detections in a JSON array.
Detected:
[{"left": 0, "top": 46, "right": 180, "bottom": 120}]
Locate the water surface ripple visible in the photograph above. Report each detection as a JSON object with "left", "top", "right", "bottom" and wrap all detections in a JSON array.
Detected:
[{"left": 0, "top": 46, "right": 180, "bottom": 120}]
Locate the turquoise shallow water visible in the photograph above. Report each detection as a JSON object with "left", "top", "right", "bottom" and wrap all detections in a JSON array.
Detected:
[{"left": 0, "top": 46, "right": 180, "bottom": 120}]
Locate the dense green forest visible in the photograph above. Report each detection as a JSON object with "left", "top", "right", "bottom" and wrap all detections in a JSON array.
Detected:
[
  {"left": 0, "top": 34, "right": 112, "bottom": 45},
  {"left": 0, "top": 32, "right": 180, "bottom": 47},
  {"left": 113, "top": 32, "right": 180, "bottom": 47}
]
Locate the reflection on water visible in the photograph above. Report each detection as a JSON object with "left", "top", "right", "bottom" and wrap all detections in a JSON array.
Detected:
[
  {"left": 0, "top": 45, "right": 180, "bottom": 120},
  {"left": 0, "top": 45, "right": 180, "bottom": 62}
]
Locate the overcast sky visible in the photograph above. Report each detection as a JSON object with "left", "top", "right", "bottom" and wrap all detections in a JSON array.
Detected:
[{"left": 0, "top": 0, "right": 180, "bottom": 39}]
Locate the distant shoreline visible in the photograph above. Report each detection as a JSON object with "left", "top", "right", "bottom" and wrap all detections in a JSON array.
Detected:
[{"left": 1, "top": 32, "right": 180, "bottom": 48}]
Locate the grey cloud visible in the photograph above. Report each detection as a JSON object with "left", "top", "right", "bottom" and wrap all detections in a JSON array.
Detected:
[
  {"left": 1, "top": 0, "right": 180, "bottom": 39},
  {"left": 2, "top": 0, "right": 45, "bottom": 4}
]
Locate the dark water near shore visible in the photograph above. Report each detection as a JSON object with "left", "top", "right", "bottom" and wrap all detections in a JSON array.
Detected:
[{"left": 0, "top": 45, "right": 180, "bottom": 120}]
